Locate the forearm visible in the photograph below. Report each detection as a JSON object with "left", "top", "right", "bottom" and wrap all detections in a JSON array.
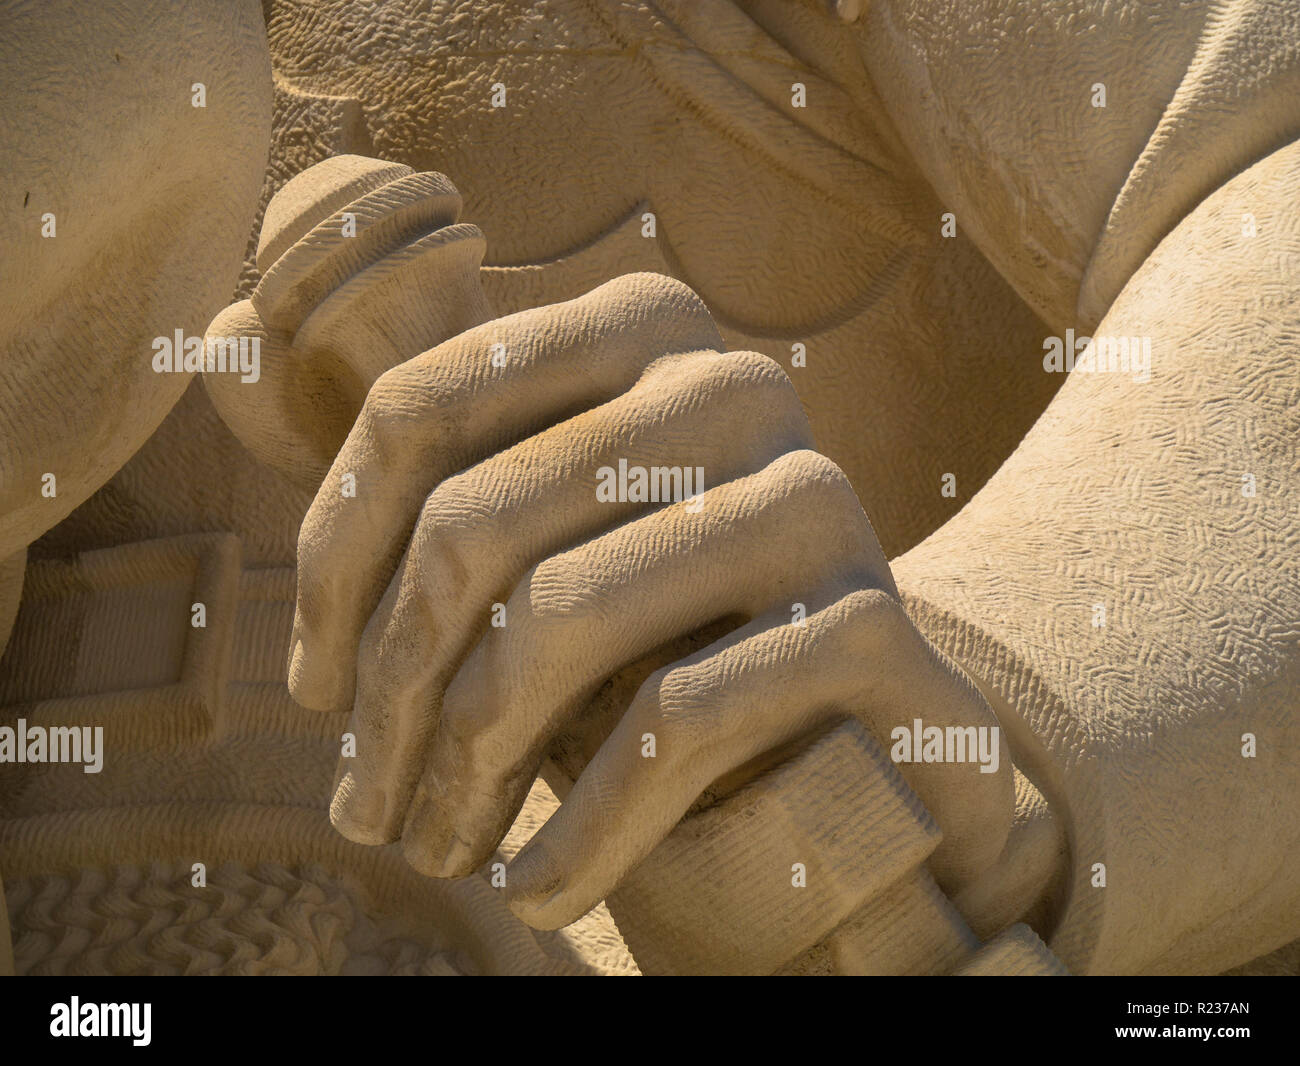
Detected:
[{"left": 892, "top": 138, "right": 1300, "bottom": 974}]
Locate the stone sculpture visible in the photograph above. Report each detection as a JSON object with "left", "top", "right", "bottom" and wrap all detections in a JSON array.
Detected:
[{"left": 0, "top": 0, "right": 1296, "bottom": 976}]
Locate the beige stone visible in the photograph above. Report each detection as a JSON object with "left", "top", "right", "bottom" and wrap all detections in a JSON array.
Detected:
[{"left": 0, "top": 0, "right": 1296, "bottom": 977}]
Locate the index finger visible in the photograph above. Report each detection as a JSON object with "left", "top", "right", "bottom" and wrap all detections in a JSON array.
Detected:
[{"left": 289, "top": 272, "right": 723, "bottom": 711}]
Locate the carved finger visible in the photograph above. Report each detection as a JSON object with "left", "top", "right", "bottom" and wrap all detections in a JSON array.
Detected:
[
  {"left": 289, "top": 272, "right": 723, "bottom": 712},
  {"left": 399, "top": 450, "right": 895, "bottom": 876},
  {"left": 503, "top": 589, "right": 1013, "bottom": 930},
  {"left": 330, "top": 350, "right": 814, "bottom": 842}
]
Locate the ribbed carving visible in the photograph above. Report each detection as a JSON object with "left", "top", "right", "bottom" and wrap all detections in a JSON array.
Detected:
[{"left": 5, "top": 860, "right": 466, "bottom": 976}]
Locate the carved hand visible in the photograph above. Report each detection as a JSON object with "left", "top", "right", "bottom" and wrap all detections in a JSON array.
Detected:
[{"left": 287, "top": 270, "right": 1014, "bottom": 933}]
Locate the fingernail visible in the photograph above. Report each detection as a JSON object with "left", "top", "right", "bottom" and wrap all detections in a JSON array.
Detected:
[
  {"left": 504, "top": 840, "right": 567, "bottom": 925},
  {"left": 329, "top": 772, "right": 391, "bottom": 845},
  {"left": 402, "top": 795, "right": 478, "bottom": 878},
  {"left": 507, "top": 888, "right": 571, "bottom": 931}
]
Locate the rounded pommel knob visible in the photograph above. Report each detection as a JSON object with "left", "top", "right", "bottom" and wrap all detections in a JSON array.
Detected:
[
  {"left": 204, "top": 155, "right": 494, "bottom": 486},
  {"left": 257, "top": 155, "right": 413, "bottom": 273}
]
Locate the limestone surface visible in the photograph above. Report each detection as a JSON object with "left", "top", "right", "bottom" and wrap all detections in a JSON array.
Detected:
[{"left": 0, "top": 0, "right": 1296, "bottom": 977}]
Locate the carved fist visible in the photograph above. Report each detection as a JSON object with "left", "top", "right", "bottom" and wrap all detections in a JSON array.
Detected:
[{"left": 288, "top": 270, "right": 1013, "bottom": 949}]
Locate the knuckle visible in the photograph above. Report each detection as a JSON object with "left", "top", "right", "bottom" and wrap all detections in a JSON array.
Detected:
[
  {"left": 592, "top": 272, "right": 724, "bottom": 355},
  {"left": 358, "top": 363, "right": 437, "bottom": 449},
  {"left": 773, "top": 449, "right": 862, "bottom": 518},
  {"left": 653, "top": 657, "right": 728, "bottom": 741},
  {"left": 420, "top": 469, "right": 498, "bottom": 548},
  {"left": 612, "top": 271, "right": 710, "bottom": 323},
  {"left": 355, "top": 388, "right": 404, "bottom": 450},
  {"left": 524, "top": 551, "right": 606, "bottom": 630},
  {"left": 839, "top": 587, "right": 906, "bottom": 629},
  {"left": 833, "top": 588, "right": 909, "bottom": 653},
  {"left": 722, "top": 349, "right": 795, "bottom": 392},
  {"left": 705, "top": 350, "right": 805, "bottom": 416}
]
